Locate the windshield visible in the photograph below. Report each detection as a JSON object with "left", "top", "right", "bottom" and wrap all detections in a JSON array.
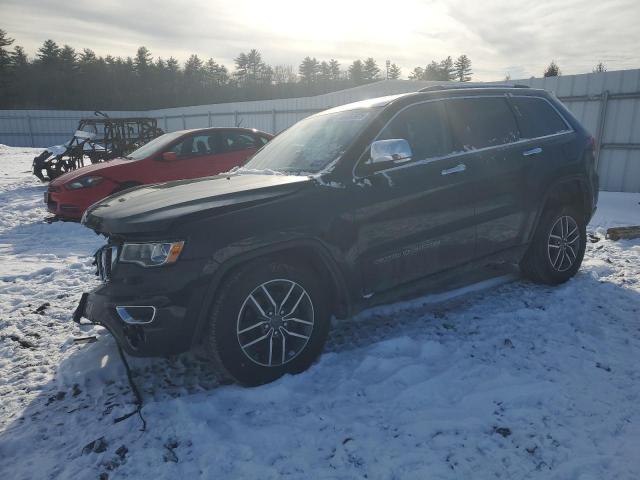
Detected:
[
  {"left": 126, "top": 131, "right": 185, "bottom": 160},
  {"left": 241, "top": 108, "right": 379, "bottom": 174}
]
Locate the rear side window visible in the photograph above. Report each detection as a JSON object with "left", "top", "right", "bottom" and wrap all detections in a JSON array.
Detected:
[
  {"left": 223, "top": 132, "right": 259, "bottom": 151},
  {"left": 445, "top": 97, "right": 519, "bottom": 150},
  {"left": 511, "top": 97, "right": 570, "bottom": 139},
  {"left": 378, "top": 102, "right": 452, "bottom": 160},
  {"left": 169, "top": 133, "right": 221, "bottom": 157}
]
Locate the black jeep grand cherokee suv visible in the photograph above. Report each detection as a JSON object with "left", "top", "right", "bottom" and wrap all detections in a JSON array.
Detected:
[{"left": 76, "top": 86, "right": 598, "bottom": 386}]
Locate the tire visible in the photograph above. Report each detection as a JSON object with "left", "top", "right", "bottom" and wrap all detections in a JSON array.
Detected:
[
  {"left": 520, "top": 204, "right": 586, "bottom": 285},
  {"left": 204, "top": 258, "right": 330, "bottom": 386}
]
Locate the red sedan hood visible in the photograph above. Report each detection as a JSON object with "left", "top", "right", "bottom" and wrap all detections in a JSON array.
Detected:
[{"left": 49, "top": 158, "right": 130, "bottom": 187}]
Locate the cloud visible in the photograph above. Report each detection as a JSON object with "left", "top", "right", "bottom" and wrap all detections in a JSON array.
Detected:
[{"left": 2, "top": 0, "right": 639, "bottom": 80}]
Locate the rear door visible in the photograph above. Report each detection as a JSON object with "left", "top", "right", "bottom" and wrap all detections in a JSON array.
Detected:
[
  {"left": 444, "top": 96, "right": 528, "bottom": 259},
  {"left": 351, "top": 100, "right": 478, "bottom": 294},
  {"left": 507, "top": 95, "right": 576, "bottom": 241},
  {"left": 215, "top": 131, "right": 263, "bottom": 172}
]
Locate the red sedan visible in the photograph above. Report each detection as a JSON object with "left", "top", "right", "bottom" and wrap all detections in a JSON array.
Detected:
[{"left": 45, "top": 128, "right": 273, "bottom": 219}]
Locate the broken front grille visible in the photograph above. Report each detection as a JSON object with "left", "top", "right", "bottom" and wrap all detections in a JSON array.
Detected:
[{"left": 95, "top": 244, "right": 118, "bottom": 281}]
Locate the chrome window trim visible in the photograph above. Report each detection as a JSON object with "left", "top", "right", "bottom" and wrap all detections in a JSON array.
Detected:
[{"left": 352, "top": 94, "right": 575, "bottom": 180}]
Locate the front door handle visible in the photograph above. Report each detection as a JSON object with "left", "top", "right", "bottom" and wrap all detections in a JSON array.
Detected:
[
  {"left": 523, "top": 147, "right": 543, "bottom": 156},
  {"left": 441, "top": 163, "right": 466, "bottom": 176}
]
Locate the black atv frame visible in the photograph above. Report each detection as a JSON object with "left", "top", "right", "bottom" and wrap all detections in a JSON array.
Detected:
[{"left": 33, "top": 112, "right": 164, "bottom": 181}]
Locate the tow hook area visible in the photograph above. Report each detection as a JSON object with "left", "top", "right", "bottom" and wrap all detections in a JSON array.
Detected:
[{"left": 121, "top": 324, "right": 146, "bottom": 350}]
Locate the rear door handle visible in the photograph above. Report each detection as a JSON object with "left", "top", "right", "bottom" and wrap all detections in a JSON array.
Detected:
[
  {"left": 441, "top": 163, "right": 466, "bottom": 176},
  {"left": 523, "top": 147, "right": 543, "bottom": 156}
]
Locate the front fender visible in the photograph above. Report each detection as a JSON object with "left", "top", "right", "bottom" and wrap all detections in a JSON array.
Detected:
[{"left": 190, "top": 237, "right": 354, "bottom": 346}]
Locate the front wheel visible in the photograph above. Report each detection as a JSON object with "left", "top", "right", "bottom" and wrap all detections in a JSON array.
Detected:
[
  {"left": 520, "top": 205, "right": 586, "bottom": 284},
  {"left": 204, "top": 258, "right": 330, "bottom": 386}
]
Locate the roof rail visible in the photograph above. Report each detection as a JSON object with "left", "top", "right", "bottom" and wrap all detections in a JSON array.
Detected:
[{"left": 418, "top": 83, "right": 531, "bottom": 92}]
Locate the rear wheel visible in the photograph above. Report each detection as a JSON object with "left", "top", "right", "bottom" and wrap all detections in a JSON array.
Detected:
[
  {"left": 204, "top": 258, "right": 330, "bottom": 386},
  {"left": 520, "top": 204, "right": 586, "bottom": 284}
]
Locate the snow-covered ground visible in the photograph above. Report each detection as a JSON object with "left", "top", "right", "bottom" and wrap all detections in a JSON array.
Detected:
[{"left": 1, "top": 145, "right": 639, "bottom": 479}]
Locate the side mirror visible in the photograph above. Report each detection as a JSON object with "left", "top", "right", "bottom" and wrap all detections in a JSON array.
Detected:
[
  {"left": 160, "top": 151, "right": 178, "bottom": 161},
  {"left": 369, "top": 139, "right": 413, "bottom": 166}
]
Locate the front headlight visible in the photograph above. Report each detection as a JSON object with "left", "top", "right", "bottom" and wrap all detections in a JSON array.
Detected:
[
  {"left": 119, "top": 241, "right": 185, "bottom": 267},
  {"left": 67, "top": 175, "right": 103, "bottom": 190}
]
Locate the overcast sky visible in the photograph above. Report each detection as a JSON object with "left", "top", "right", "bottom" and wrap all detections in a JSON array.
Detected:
[{"left": 2, "top": 0, "right": 639, "bottom": 80}]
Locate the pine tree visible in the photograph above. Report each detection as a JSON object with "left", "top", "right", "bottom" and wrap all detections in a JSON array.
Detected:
[
  {"left": 422, "top": 61, "right": 441, "bottom": 80},
  {"left": 0, "top": 29, "right": 15, "bottom": 71},
  {"left": 408, "top": 67, "right": 424, "bottom": 80},
  {"left": 348, "top": 60, "right": 365, "bottom": 84},
  {"left": 234, "top": 52, "right": 248, "bottom": 84},
  {"left": 543, "top": 61, "right": 560, "bottom": 77},
  {"left": 438, "top": 56, "right": 455, "bottom": 81},
  {"left": 11, "top": 46, "right": 28, "bottom": 67},
  {"left": 0, "top": 30, "right": 15, "bottom": 105},
  {"left": 246, "top": 49, "right": 265, "bottom": 84},
  {"left": 318, "top": 61, "right": 331, "bottom": 81},
  {"left": 298, "top": 56, "right": 320, "bottom": 84},
  {"left": 234, "top": 49, "right": 269, "bottom": 85},
  {"left": 166, "top": 57, "right": 180, "bottom": 73},
  {"left": 454, "top": 54, "right": 472, "bottom": 82},
  {"left": 134, "top": 46, "right": 152, "bottom": 75},
  {"left": 363, "top": 57, "right": 380, "bottom": 81},
  {"left": 205, "top": 58, "right": 228, "bottom": 86},
  {"left": 59, "top": 45, "right": 77, "bottom": 73},
  {"left": 78, "top": 48, "right": 97, "bottom": 65},
  {"left": 388, "top": 63, "right": 401, "bottom": 79},
  {"left": 184, "top": 54, "right": 204, "bottom": 79},
  {"left": 328, "top": 59, "right": 340, "bottom": 80},
  {"left": 36, "top": 39, "right": 61, "bottom": 66}
]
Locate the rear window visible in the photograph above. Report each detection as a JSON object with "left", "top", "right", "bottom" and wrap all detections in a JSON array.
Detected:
[
  {"left": 511, "top": 97, "right": 570, "bottom": 139},
  {"left": 445, "top": 97, "right": 519, "bottom": 150}
]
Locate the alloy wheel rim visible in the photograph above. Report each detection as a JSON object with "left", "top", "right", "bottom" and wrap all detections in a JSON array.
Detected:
[
  {"left": 547, "top": 215, "right": 580, "bottom": 272},
  {"left": 236, "top": 279, "right": 314, "bottom": 367}
]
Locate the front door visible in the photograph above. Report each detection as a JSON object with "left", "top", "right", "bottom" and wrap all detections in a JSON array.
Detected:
[{"left": 349, "top": 101, "right": 478, "bottom": 294}]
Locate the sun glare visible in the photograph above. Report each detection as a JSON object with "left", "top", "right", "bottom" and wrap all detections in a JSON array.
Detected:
[{"left": 237, "top": 0, "right": 454, "bottom": 58}]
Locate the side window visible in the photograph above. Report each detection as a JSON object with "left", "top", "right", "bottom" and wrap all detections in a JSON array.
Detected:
[
  {"left": 223, "top": 132, "right": 259, "bottom": 152},
  {"left": 167, "top": 134, "right": 221, "bottom": 158},
  {"left": 511, "top": 97, "right": 570, "bottom": 139},
  {"left": 377, "top": 102, "right": 452, "bottom": 160},
  {"left": 445, "top": 97, "right": 519, "bottom": 150}
]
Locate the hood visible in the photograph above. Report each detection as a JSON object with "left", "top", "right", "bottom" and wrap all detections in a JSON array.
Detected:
[
  {"left": 50, "top": 158, "right": 129, "bottom": 186},
  {"left": 82, "top": 174, "right": 312, "bottom": 234}
]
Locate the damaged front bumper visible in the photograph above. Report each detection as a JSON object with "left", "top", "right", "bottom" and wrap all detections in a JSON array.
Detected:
[{"left": 73, "top": 286, "right": 194, "bottom": 357}]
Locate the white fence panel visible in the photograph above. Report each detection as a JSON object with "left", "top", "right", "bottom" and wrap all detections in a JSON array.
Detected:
[{"left": 1, "top": 72, "right": 639, "bottom": 191}]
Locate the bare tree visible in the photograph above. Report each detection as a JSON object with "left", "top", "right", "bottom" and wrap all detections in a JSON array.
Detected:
[{"left": 593, "top": 62, "right": 607, "bottom": 73}]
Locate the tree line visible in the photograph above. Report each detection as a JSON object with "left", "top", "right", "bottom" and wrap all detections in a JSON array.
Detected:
[
  {"left": 0, "top": 29, "right": 476, "bottom": 110},
  {"left": 1, "top": 28, "right": 611, "bottom": 111}
]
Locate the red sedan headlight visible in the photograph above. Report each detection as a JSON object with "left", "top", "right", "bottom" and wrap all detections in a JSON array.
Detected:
[{"left": 66, "top": 176, "right": 104, "bottom": 190}]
